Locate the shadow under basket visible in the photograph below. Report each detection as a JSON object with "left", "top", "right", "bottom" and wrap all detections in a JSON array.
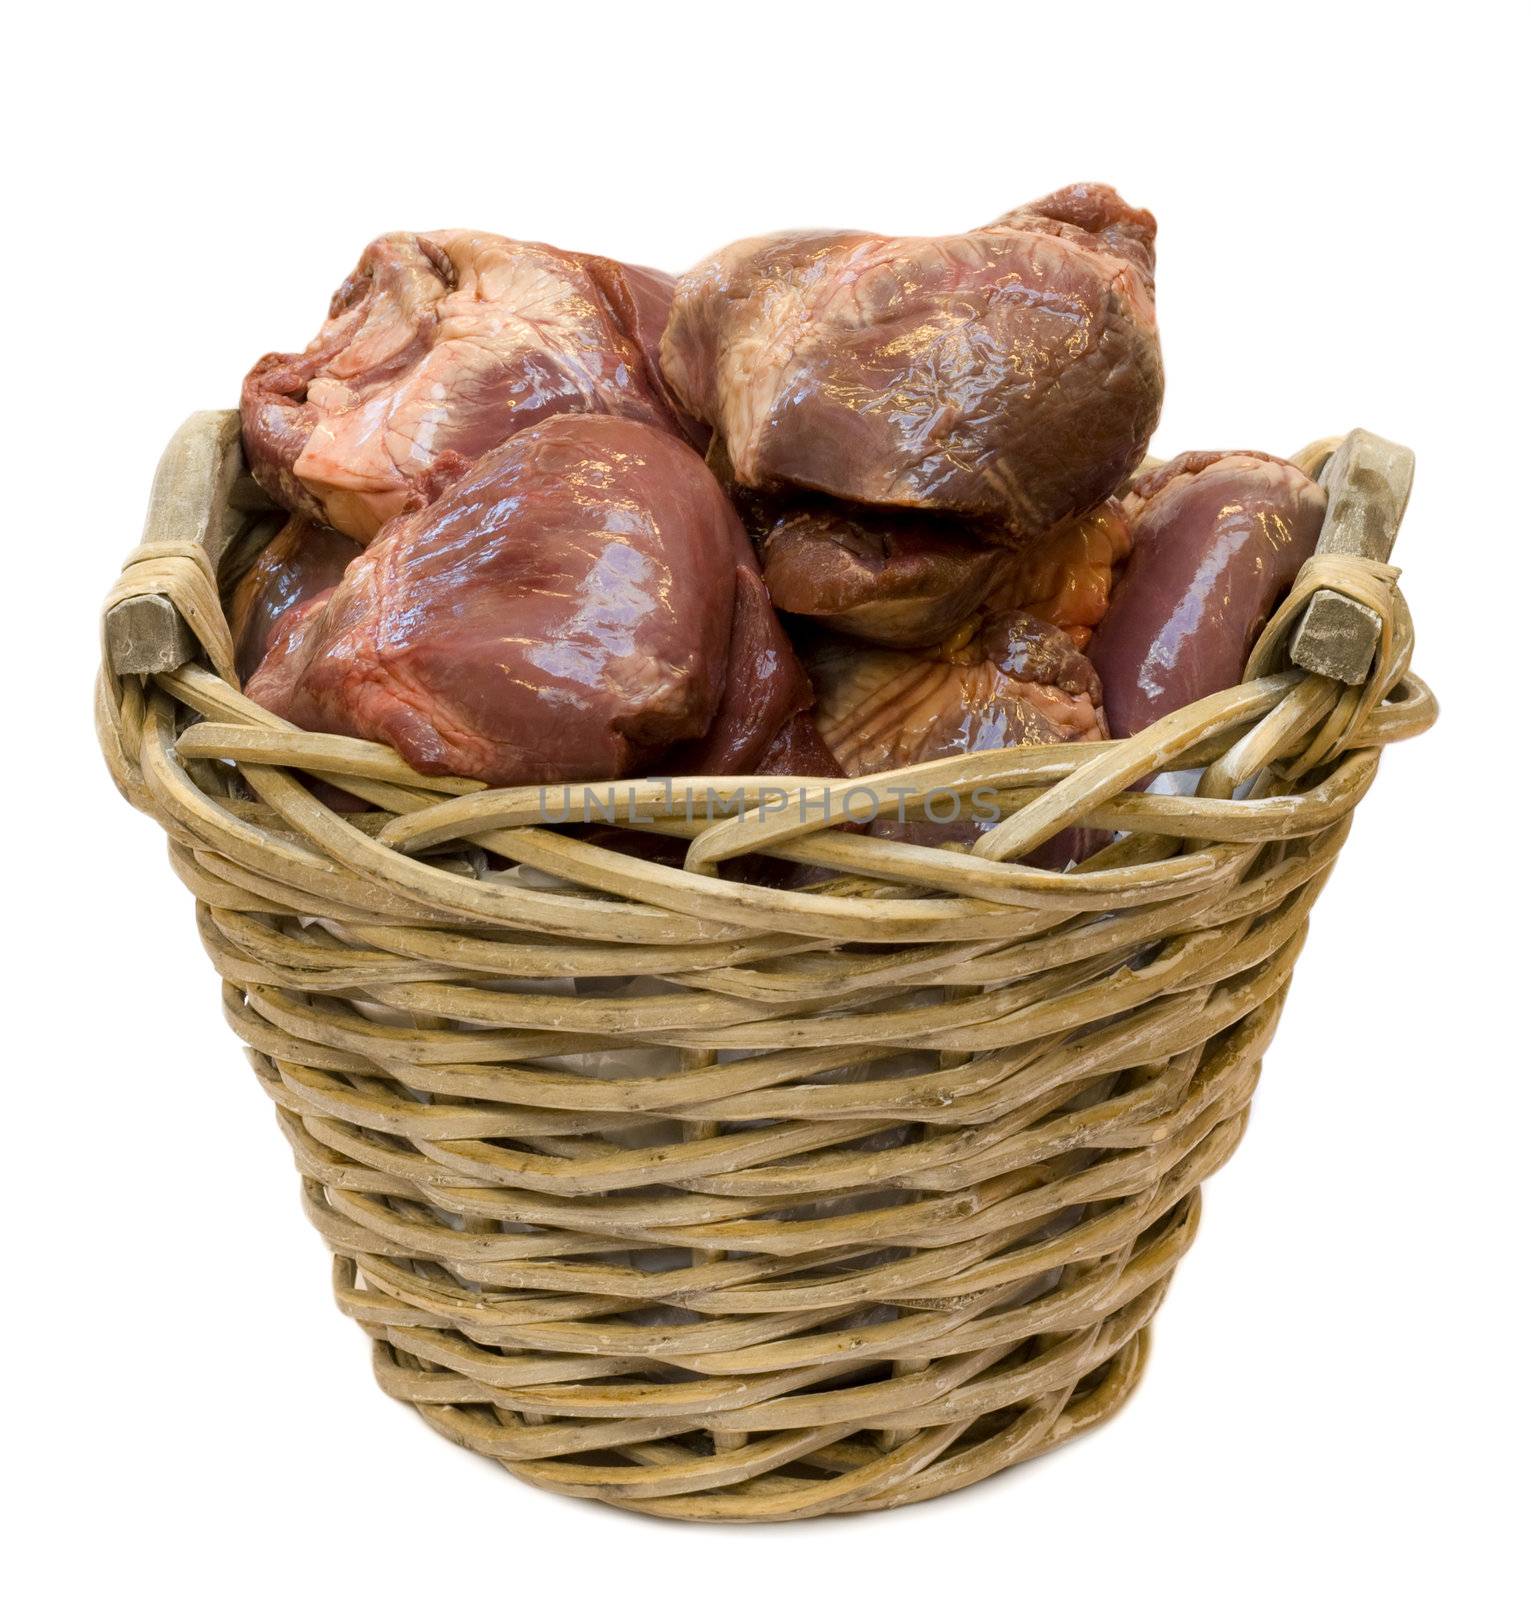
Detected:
[{"left": 98, "top": 413, "right": 1436, "bottom": 1522}]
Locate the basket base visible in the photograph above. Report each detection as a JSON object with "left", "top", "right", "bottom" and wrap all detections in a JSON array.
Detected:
[
  {"left": 293, "top": 1056, "right": 1236, "bottom": 1521},
  {"left": 370, "top": 1311, "right": 1156, "bottom": 1523}
]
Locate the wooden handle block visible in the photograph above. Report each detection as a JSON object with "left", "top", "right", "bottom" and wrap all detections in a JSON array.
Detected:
[
  {"left": 105, "top": 410, "right": 246, "bottom": 676},
  {"left": 1288, "top": 428, "right": 1414, "bottom": 685}
]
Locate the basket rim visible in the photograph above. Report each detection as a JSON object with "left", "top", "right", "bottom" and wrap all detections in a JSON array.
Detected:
[{"left": 99, "top": 411, "right": 1437, "bottom": 934}]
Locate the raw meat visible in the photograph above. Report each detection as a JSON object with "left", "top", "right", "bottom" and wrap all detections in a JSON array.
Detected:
[
  {"left": 811, "top": 611, "right": 1108, "bottom": 775},
  {"left": 246, "top": 416, "right": 739, "bottom": 786},
  {"left": 758, "top": 499, "right": 1009, "bottom": 648},
  {"left": 984, "top": 498, "right": 1133, "bottom": 649},
  {"left": 754, "top": 711, "right": 846, "bottom": 780},
  {"left": 659, "top": 565, "right": 817, "bottom": 777},
  {"left": 242, "top": 231, "right": 702, "bottom": 542},
  {"left": 228, "top": 515, "right": 356, "bottom": 680},
  {"left": 810, "top": 612, "right": 1109, "bottom": 863},
  {"left": 1088, "top": 451, "right": 1326, "bottom": 736},
  {"left": 661, "top": 183, "right": 1162, "bottom": 542},
  {"left": 756, "top": 494, "right": 1131, "bottom": 651}
]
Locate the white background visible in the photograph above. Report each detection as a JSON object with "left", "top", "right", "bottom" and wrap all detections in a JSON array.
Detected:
[{"left": 5, "top": 3, "right": 1525, "bottom": 1595}]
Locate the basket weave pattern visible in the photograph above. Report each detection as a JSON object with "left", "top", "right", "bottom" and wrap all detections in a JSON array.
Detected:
[{"left": 98, "top": 419, "right": 1435, "bottom": 1520}]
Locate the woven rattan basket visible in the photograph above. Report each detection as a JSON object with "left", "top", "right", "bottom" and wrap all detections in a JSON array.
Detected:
[{"left": 98, "top": 412, "right": 1435, "bottom": 1521}]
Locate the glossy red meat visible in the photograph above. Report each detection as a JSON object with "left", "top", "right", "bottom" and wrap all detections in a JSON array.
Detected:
[
  {"left": 662, "top": 184, "right": 1162, "bottom": 543},
  {"left": 242, "top": 231, "right": 700, "bottom": 542},
  {"left": 754, "top": 711, "right": 846, "bottom": 780},
  {"left": 758, "top": 499, "right": 1009, "bottom": 648},
  {"left": 812, "top": 612, "right": 1108, "bottom": 776},
  {"left": 228, "top": 515, "right": 357, "bottom": 681},
  {"left": 983, "top": 499, "right": 1133, "bottom": 649},
  {"left": 660, "top": 564, "right": 816, "bottom": 777},
  {"left": 1088, "top": 451, "right": 1326, "bottom": 736},
  {"left": 811, "top": 613, "right": 1109, "bottom": 863},
  {"left": 756, "top": 493, "right": 1132, "bottom": 652},
  {"left": 246, "top": 416, "right": 738, "bottom": 786}
]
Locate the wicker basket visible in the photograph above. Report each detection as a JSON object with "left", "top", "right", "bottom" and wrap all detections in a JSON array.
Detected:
[{"left": 97, "top": 412, "right": 1435, "bottom": 1522}]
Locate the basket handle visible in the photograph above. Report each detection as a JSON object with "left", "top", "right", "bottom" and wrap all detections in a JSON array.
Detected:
[
  {"left": 1287, "top": 428, "right": 1415, "bottom": 685},
  {"left": 102, "top": 410, "right": 267, "bottom": 677}
]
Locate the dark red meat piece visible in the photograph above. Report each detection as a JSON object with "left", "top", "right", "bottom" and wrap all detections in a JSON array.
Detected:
[
  {"left": 1088, "top": 451, "right": 1327, "bottom": 736},
  {"left": 246, "top": 416, "right": 738, "bottom": 786},
  {"left": 228, "top": 515, "right": 357, "bottom": 681},
  {"left": 242, "top": 231, "right": 700, "bottom": 542},
  {"left": 661, "top": 184, "right": 1162, "bottom": 543},
  {"left": 758, "top": 499, "right": 1009, "bottom": 648},
  {"left": 810, "top": 612, "right": 1110, "bottom": 864}
]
